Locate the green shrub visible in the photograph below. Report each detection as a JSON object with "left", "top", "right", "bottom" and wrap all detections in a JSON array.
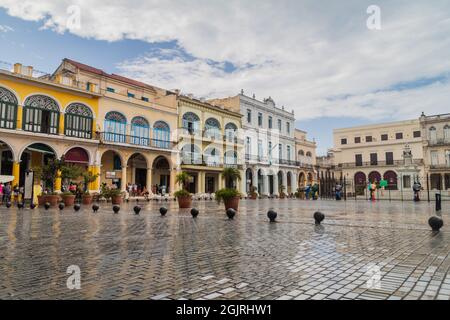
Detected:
[
  {"left": 215, "top": 188, "right": 241, "bottom": 204},
  {"left": 174, "top": 189, "right": 191, "bottom": 198}
]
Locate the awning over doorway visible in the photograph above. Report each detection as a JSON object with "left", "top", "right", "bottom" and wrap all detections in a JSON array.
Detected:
[
  {"left": 64, "top": 147, "right": 89, "bottom": 164},
  {"left": 0, "top": 175, "right": 14, "bottom": 183}
]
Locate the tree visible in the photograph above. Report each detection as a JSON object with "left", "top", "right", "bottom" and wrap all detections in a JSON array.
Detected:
[{"left": 222, "top": 167, "right": 241, "bottom": 189}]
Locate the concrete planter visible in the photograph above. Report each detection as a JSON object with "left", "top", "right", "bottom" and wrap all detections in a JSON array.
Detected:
[
  {"left": 177, "top": 195, "right": 192, "bottom": 209},
  {"left": 224, "top": 196, "right": 240, "bottom": 211}
]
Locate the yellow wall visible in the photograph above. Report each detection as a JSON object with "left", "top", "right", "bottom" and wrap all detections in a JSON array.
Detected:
[{"left": 0, "top": 77, "right": 99, "bottom": 122}]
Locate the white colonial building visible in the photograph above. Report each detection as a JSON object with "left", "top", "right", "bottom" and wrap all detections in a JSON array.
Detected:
[{"left": 210, "top": 91, "right": 306, "bottom": 197}]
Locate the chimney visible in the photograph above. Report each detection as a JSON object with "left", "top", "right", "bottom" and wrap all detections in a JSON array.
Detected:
[{"left": 13, "top": 63, "right": 33, "bottom": 77}]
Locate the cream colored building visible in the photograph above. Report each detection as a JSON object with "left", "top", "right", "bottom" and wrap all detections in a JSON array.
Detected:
[
  {"left": 332, "top": 119, "right": 424, "bottom": 197},
  {"left": 50, "top": 59, "right": 179, "bottom": 195},
  {"left": 420, "top": 112, "right": 450, "bottom": 191},
  {"left": 177, "top": 95, "right": 244, "bottom": 195},
  {"left": 295, "top": 129, "right": 317, "bottom": 186}
]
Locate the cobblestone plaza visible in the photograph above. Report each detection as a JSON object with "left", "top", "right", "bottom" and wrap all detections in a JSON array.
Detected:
[{"left": 0, "top": 199, "right": 449, "bottom": 300}]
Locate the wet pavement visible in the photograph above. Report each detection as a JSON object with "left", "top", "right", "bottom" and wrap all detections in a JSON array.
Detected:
[{"left": 0, "top": 199, "right": 449, "bottom": 300}]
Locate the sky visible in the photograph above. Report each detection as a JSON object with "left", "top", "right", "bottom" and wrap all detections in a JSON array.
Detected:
[{"left": 0, "top": 0, "right": 449, "bottom": 155}]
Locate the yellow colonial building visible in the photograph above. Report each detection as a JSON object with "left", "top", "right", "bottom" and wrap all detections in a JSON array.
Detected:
[
  {"left": 0, "top": 63, "right": 101, "bottom": 196},
  {"left": 50, "top": 59, "right": 179, "bottom": 195},
  {"left": 177, "top": 95, "right": 244, "bottom": 195}
]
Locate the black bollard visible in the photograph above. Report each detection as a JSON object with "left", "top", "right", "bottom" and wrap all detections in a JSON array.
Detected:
[
  {"left": 191, "top": 208, "right": 199, "bottom": 218},
  {"left": 5, "top": 201, "right": 12, "bottom": 208},
  {"left": 313, "top": 211, "right": 325, "bottom": 225},
  {"left": 44, "top": 202, "right": 51, "bottom": 210},
  {"left": 58, "top": 203, "right": 65, "bottom": 211},
  {"left": 267, "top": 210, "right": 277, "bottom": 222},
  {"left": 92, "top": 204, "right": 99, "bottom": 213},
  {"left": 17, "top": 202, "right": 24, "bottom": 209},
  {"left": 74, "top": 204, "right": 81, "bottom": 212},
  {"left": 428, "top": 216, "right": 443, "bottom": 231},
  {"left": 30, "top": 203, "right": 36, "bottom": 209},
  {"left": 160, "top": 207, "right": 168, "bottom": 216},
  {"left": 226, "top": 208, "right": 236, "bottom": 220},
  {"left": 436, "top": 193, "right": 442, "bottom": 211},
  {"left": 133, "top": 206, "right": 141, "bottom": 215},
  {"left": 113, "top": 205, "right": 120, "bottom": 214}
]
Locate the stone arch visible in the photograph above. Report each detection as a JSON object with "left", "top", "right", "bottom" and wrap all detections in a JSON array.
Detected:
[
  {"left": 23, "top": 93, "right": 60, "bottom": 111},
  {"left": 63, "top": 146, "right": 92, "bottom": 165}
]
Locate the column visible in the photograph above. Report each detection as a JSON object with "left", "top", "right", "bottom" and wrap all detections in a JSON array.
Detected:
[
  {"left": 292, "top": 173, "right": 298, "bottom": 193},
  {"left": 169, "top": 169, "right": 179, "bottom": 195},
  {"left": 54, "top": 170, "right": 62, "bottom": 193},
  {"left": 198, "top": 172, "right": 205, "bottom": 194},
  {"left": 12, "top": 161, "right": 20, "bottom": 187},
  {"left": 16, "top": 106, "right": 23, "bottom": 130},
  {"left": 59, "top": 114, "right": 65, "bottom": 135},
  {"left": 121, "top": 166, "right": 127, "bottom": 192},
  {"left": 238, "top": 170, "right": 245, "bottom": 192},
  {"left": 263, "top": 174, "right": 269, "bottom": 197},
  {"left": 282, "top": 171, "right": 287, "bottom": 194},
  {"left": 273, "top": 173, "right": 279, "bottom": 196},
  {"left": 88, "top": 165, "right": 101, "bottom": 192},
  {"left": 241, "top": 170, "right": 247, "bottom": 194},
  {"left": 252, "top": 169, "right": 258, "bottom": 194},
  {"left": 146, "top": 168, "right": 152, "bottom": 193}
]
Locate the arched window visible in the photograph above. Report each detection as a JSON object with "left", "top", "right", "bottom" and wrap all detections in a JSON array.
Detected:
[
  {"left": 23, "top": 95, "right": 60, "bottom": 134},
  {"left": 182, "top": 112, "right": 200, "bottom": 134},
  {"left": 298, "top": 150, "right": 305, "bottom": 156},
  {"left": 225, "top": 150, "right": 238, "bottom": 166},
  {"left": 0, "top": 87, "right": 18, "bottom": 129},
  {"left": 444, "top": 125, "right": 450, "bottom": 141},
  {"left": 204, "top": 117, "right": 221, "bottom": 139},
  {"left": 368, "top": 171, "right": 381, "bottom": 183},
  {"left": 429, "top": 126, "right": 437, "bottom": 142},
  {"left": 306, "top": 151, "right": 312, "bottom": 157},
  {"left": 287, "top": 145, "right": 291, "bottom": 161},
  {"left": 225, "top": 122, "right": 238, "bottom": 143},
  {"left": 130, "top": 116, "right": 149, "bottom": 146},
  {"left": 65, "top": 103, "right": 93, "bottom": 139},
  {"left": 383, "top": 171, "right": 398, "bottom": 190},
  {"left": 153, "top": 121, "right": 170, "bottom": 149},
  {"left": 104, "top": 111, "right": 126, "bottom": 143},
  {"left": 181, "top": 144, "right": 201, "bottom": 165},
  {"left": 204, "top": 147, "right": 221, "bottom": 166}
]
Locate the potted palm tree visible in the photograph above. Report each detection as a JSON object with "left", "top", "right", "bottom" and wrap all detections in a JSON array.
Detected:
[
  {"left": 35, "top": 159, "right": 62, "bottom": 206},
  {"left": 216, "top": 167, "right": 241, "bottom": 211},
  {"left": 81, "top": 172, "right": 99, "bottom": 205},
  {"left": 174, "top": 172, "right": 192, "bottom": 208},
  {"left": 100, "top": 184, "right": 123, "bottom": 204},
  {"left": 60, "top": 163, "right": 84, "bottom": 206}
]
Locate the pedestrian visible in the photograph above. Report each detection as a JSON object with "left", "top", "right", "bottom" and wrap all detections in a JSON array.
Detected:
[
  {"left": 12, "top": 185, "right": 19, "bottom": 204},
  {"left": 4, "top": 183, "right": 11, "bottom": 203},
  {"left": 0, "top": 182, "right": 3, "bottom": 204},
  {"left": 19, "top": 186, "right": 24, "bottom": 203}
]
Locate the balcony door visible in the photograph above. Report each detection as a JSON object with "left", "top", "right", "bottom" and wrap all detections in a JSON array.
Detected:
[{"left": 23, "top": 95, "right": 60, "bottom": 135}]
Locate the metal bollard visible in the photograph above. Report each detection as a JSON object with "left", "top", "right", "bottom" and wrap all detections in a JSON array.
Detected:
[{"left": 435, "top": 193, "right": 442, "bottom": 212}]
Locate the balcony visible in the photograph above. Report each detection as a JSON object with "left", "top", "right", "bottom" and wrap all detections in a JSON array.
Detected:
[
  {"left": 97, "top": 132, "right": 174, "bottom": 150},
  {"left": 428, "top": 138, "right": 450, "bottom": 146},
  {"left": 180, "top": 153, "right": 242, "bottom": 168},
  {"left": 244, "top": 154, "right": 314, "bottom": 169},
  {"left": 339, "top": 159, "right": 423, "bottom": 168},
  {"left": 429, "top": 163, "right": 450, "bottom": 170}
]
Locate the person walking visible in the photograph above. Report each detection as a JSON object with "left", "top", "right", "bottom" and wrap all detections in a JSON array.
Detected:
[
  {"left": 0, "top": 183, "right": 4, "bottom": 204},
  {"left": 4, "top": 183, "right": 11, "bottom": 203}
]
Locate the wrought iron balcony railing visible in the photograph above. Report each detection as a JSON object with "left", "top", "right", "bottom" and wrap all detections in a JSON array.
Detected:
[
  {"left": 97, "top": 132, "right": 174, "bottom": 150},
  {"left": 428, "top": 138, "right": 450, "bottom": 146},
  {"left": 339, "top": 159, "right": 423, "bottom": 168}
]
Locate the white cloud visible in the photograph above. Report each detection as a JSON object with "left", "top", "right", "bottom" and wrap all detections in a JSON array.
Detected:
[{"left": 0, "top": 0, "right": 449, "bottom": 122}]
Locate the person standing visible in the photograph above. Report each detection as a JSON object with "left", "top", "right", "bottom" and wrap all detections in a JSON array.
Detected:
[{"left": 0, "top": 183, "right": 4, "bottom": 204}]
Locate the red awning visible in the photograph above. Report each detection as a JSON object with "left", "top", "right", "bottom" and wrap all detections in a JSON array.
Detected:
[{"left": 64, "top": 148, "right": 89, "bottom": 164}]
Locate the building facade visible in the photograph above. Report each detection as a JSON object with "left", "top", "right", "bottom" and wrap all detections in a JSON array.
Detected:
[
  {"left": 0, "top": 63, "right": 101, "bottom": 195},
  {"left": 178, "top": 95, "right": 244, "bottom": 195},
  {"left": 50, "top": 59, "right": 179, "bottom": 195},
  {"left": 331, "top": 119, "right": 425, "bottom": 198},
  {"left": 420, "top": 112, "right": 450, "bottom": 191},
  {"left": 210, "top": 92, "right": 312, "bottom": 196},
  {"left": 295, "top": 129, "right": 317, "bottom": 187}
]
